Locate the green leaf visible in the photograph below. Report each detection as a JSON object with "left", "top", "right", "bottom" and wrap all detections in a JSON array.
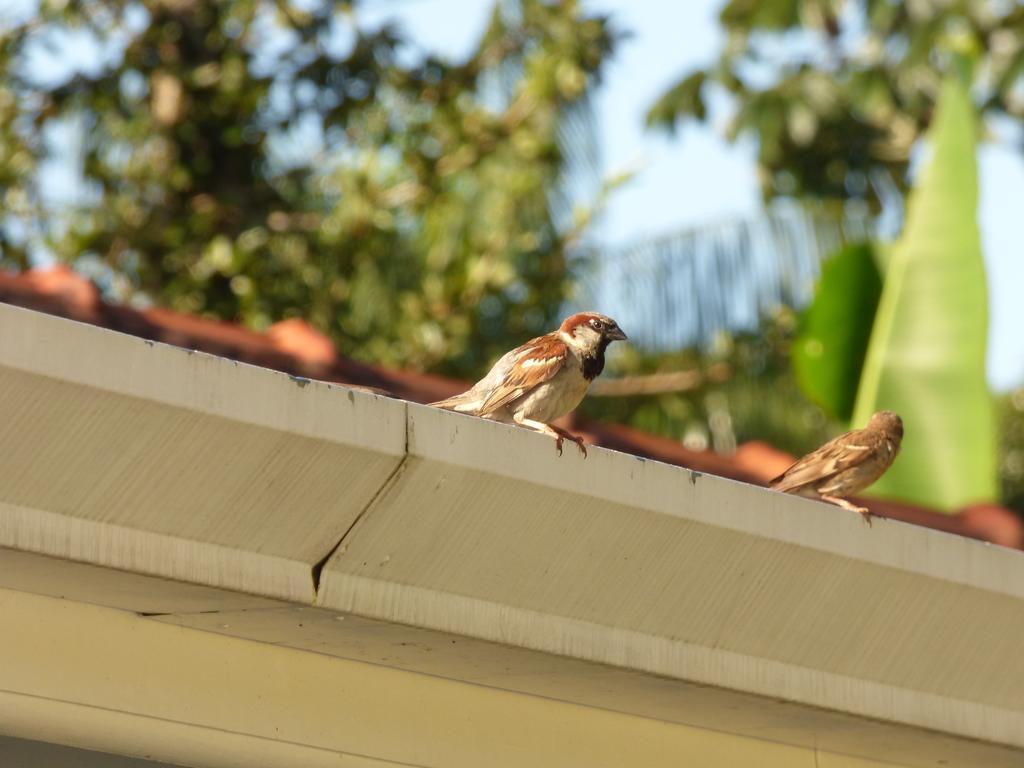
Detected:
[
  {"left": 851, "top": 76, "right": 996, "bottom": 511},
  {"left": 645, "top": 71, "right": 707, "bottom": 133},
  {"left": 720, "top": 0, "right": 801, "bottom": 30},
  {"left": 793, "top": 243, "right": 882, "bottom": 421}
]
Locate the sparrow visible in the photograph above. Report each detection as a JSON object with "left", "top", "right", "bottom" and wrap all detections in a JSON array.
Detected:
[
  {"left": 429, "top": 312, "right": 627, "bottom": 456},
  {"left": 768, "top": 410, "right": 903, "bottom": 525}
]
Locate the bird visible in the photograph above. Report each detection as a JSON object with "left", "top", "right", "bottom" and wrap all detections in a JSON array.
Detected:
[
  {"left": 768, "top": 410, "right": 903, "bottom": 525},
  {"left": 429, "top": 312, "right": 628, "bottom": 457}
]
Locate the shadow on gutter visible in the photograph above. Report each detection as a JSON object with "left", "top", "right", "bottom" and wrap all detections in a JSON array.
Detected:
[{"left": 310, "top": 455, "right": 411, "bottom": 596}]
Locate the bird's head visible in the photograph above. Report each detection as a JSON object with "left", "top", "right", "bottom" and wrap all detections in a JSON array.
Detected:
[
  {"left": 869, "top": 410, "right": 903, "bottom": 441},
  {"left": 559, "top": 312, "right": 628, "bottom": 352}
]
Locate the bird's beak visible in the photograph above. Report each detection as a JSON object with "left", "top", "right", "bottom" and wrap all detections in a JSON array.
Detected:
[{"left": 608, "top": 325, "right": 628, "bottom": 341}]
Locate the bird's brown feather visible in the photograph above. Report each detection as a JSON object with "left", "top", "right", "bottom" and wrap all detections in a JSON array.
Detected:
[
  {"left": 476, "top": 338, "right": 569, "bottom": 415},
  {"left": 769, "top": 428, "right": 881, "bottom": 493}
]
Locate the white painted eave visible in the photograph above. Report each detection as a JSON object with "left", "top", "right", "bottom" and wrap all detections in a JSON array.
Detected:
[{"left": 1, "top": 302, "right": 1023, "bottom": 767}]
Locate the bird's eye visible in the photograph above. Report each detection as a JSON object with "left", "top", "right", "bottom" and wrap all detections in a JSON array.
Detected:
[{"left": 590, "top": 319, "right": 602, "bottom": 330}]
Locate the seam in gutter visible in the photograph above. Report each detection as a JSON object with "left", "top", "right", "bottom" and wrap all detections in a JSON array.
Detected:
[{"left": 310, "top": 402, "right": 412, "bottom": 596}]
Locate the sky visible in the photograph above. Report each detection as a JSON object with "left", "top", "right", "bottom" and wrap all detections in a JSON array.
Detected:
[{"left": 375, "top": 0, "right": 1024, "bottom": 391}]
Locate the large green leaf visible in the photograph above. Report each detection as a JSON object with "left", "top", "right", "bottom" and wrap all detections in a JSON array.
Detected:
[
  {"left": 793, "top": 242, "right": 882, "bottom": 421},
  {"left": 851, "top": 76, "right": 996, "bottom": 511}
]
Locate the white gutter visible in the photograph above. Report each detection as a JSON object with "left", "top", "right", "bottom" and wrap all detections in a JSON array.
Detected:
[{"left": 1, "top": 302, "right": 1022, "bottom": 767}]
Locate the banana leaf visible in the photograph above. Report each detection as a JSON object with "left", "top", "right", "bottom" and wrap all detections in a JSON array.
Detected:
[
  {"left": 793, "top": 243, "right": 882, "bottom": 421},
  {"left": 851, "top": 76, "right": 996, "bottom": 510}
]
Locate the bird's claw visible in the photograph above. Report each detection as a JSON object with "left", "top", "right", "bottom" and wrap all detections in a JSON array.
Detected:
[
  {"left": 553, "top": 434, "right": 587, "bottom": 458},
  {"left": 857, "top": 507, "right": 873, "bottom": 527}
]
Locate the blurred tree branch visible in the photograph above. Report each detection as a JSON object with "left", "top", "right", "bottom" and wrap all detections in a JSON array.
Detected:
[{"left": 589, "top": 363, "right": 732, "bottom": 397}]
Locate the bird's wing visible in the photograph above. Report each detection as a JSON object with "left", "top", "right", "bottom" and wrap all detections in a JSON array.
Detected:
[
  {"left": 429, "top": 340, "right": 540, "bottom": 411},
  {"left": 476, "top": 336, "right": 569, "bottom": 415},
  {"left": 768, "top": 429, "right": 876, "bottom": 493}
]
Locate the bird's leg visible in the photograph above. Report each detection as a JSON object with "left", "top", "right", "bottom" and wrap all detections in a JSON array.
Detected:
[
  {"left": 821, "top": 494, "right": 873, "bottom": 527},
  {"left": 548, "top": 424, "right": 587, "bottom": 458},
  {"left": 513, "top": 415, "right": 587, "bottom": 457},
  {"left": 513, "top": 415, "right": 565, "bottom": 454}
]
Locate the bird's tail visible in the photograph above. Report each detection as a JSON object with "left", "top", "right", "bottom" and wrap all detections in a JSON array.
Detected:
[{"left": 427, "top": 392, "right": 482, "bottom": 413}]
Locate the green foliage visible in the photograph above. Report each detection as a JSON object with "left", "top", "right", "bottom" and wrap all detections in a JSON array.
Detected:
[
  {"left": 998, "top": 390, "right": 1024, "bottom": 513},
  {"left": 793, "top": 242, "right": 882, "bottom": 421},
  {"left": 852, "top": 77, "right": 996, "bottom": 511},
  {"left": 646, "top": 71, "right": 706, "bottom": 130},
  {"left": 648, "top": 0, "right": 1024, "bottom": 208},
  {"left": 0, "top": 0, "right": 615, "bottom": 376}
]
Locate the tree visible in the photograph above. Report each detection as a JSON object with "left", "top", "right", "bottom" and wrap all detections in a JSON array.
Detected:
[
  {"left": 637, "top": 2, "right": 1018, "bottom": 512},
  {"left": 0, "top": 0, "right": 614, "bottom": 375},
  {"left": 647, "top": 0, "right": 1024, "bottom": 210}
]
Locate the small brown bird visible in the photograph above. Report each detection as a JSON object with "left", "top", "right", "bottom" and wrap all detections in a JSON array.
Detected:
[
  {"left": 429, "top": 312, "right": 627, "bottom": 456},
  {"left": 768, "top": 410, "right": 904, "bottom": 525}
]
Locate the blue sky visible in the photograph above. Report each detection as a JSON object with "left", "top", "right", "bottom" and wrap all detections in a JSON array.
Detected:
[{"left": 377, "top": 0, "right": 1024, "bottom": 391}]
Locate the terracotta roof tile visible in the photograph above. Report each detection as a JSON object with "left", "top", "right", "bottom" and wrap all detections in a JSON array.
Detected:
[
  {"left": 267, "top": 318, "right": 338, "bottom": 368},
  {"left": 23, "top": 265, "right": 101, "bottom": 320},
  {"left": 2, "top": 266, "right": 1020, "bottom": 548}
]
